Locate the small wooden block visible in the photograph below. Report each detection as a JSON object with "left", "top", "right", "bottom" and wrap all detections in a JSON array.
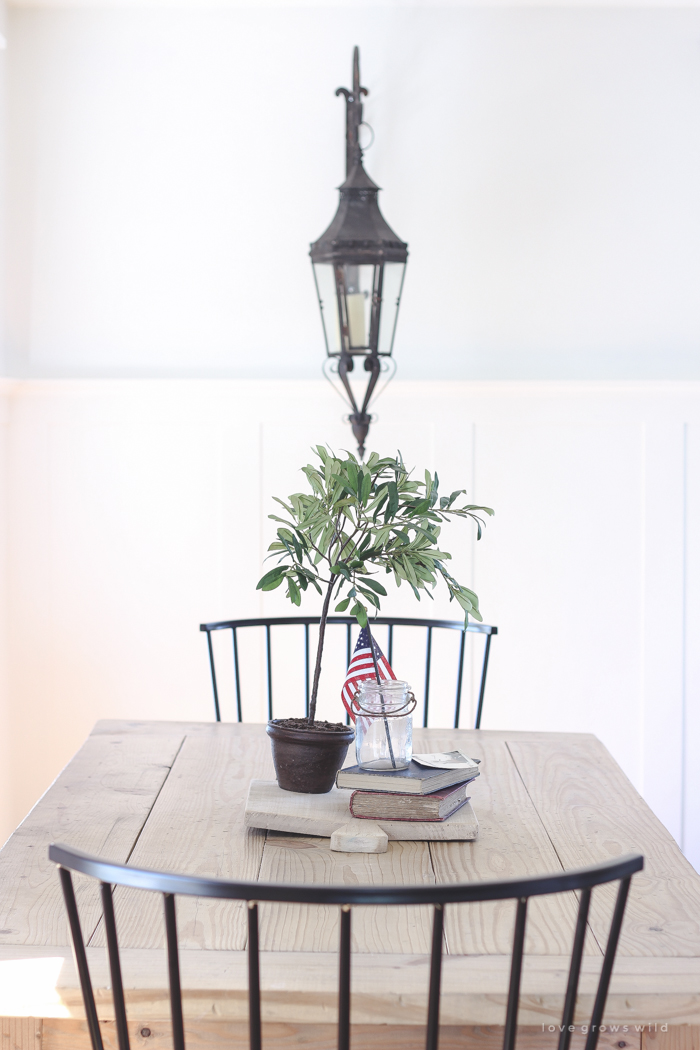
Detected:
[{"left": 330, "top": 821, "right": 389, "bottom": 854}]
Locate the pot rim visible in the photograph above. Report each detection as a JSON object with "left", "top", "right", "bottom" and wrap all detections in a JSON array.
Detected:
[{"left": 266, "top": 720, "right": 355, "bottom": 744}]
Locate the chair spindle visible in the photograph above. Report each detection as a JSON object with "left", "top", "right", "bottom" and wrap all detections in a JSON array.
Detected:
[
  {"left": 338, "top": 905, "right": 352, "bottom": 1050},
  {"left": 100, "top": 881, "right": 131, "bottom": 1050},
  {"left": 475, "top": 632, "right": 492, "bottom": 730},
  {"left": 233, "top": 627, "right": 242, "bottom": 722},
  {"left": 557, "top": 887, "right": 591, "bottom": 1050},
  {"left": 58, "top": 867, "right": 105, "bottom": 1050},
  {"left": 584, "top": 877, "right": 632, "bottom": 1050},
  {"left": 345, "top": 623, "right": 352, "bottom": 724},
  {"left": 423, "top": 627, "right": 433, "bottom": 727},
  {"left": 164, "top": 893, "right": 186, "bottom": 1050},
  {"left": 503, "top": 897, "right": 528, "bottom": 1050},
  {"left": 206, "top": 631, "right": 221, "bottom": 723},
  {"left": 265, "top": 625, "right": 273, "bottom": 720},
  {"left": 248, "top": 902, "right": 262, "bottom": 1050},
  {"left": 425, "top": 904, "right": 444, "bottom": 1050},
  {"left": 454, "top": 629, "right": 467, "bottom": 728},
  {"left": 304, "top": 624, "right": 310, "bottom": 718}
]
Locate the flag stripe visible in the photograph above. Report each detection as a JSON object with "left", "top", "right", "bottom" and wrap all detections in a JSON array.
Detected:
[{"left": 341, "top": 628, "right": 396, "bottom": 720}]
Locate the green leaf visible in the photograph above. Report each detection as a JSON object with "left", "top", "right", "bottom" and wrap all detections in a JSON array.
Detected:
[
  {"left": 351, "top": 602, "right": 368, "bottom": 628},
  {"left": 387, "top": 481, "right": 399, "bottom": 516},
  {"left": 256, "top": 566, "right": 287, "bottom": 589},
  {"left": 287, "top": 577, "right": 301, "bottom": 606},
  {"left": 335, "top": 597, "right": 351, "bottom": 612},
  {"left": 330, "top": 562, "right": 351, "bottom": 580},
  {"left": 271, "top": 496, "right": 295, "bottom": 515},
  {"left": 346, "top": 461, "right": 359, "bottom": 494},
  {"left": 360, "top": 470, "right": 372, "bottom": 505},
  {"left": 356, "top": 586, "right": 381, "bottom": 609},
  {"left": 361, "top": 578, "right": 387, "bottom": 596}
]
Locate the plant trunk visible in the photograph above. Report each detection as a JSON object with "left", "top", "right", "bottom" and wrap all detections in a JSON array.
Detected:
[{"left": 309, "top": 577, "right": 336, "bottom": 723}]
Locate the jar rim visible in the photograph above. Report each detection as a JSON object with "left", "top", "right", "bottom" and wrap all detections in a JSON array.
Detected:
[{"left": 357, "top": 679, "right": 409, "bottom": 691}]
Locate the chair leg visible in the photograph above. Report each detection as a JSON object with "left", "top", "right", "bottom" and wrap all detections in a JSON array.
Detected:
[
  {"left": 584, "top": 878, "right": 632, "bottom": 1050},
  {"left": 502, "top": 898, "right": 528, "bottom": 1050},
  {"left": 425, "top": 905, "right": 444, "bottom": 1050},
  {"left": 338, "top": 906, "right": 352, "bottom": 1050},
  {"left": 248, "top": 902, "right": 262, "bottom": 1050},
  {"left": 59, "top": 868, "right": 105, "bottom": 1050}
]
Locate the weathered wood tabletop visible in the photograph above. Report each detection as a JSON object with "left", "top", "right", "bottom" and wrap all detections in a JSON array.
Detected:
[{"left": 1, "top": 720, "right": 699, "bottom": 1050}]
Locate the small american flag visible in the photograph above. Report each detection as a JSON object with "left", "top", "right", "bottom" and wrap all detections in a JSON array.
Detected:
[{"left": 341, "top": 626, "right": 396, "bottom": 721}]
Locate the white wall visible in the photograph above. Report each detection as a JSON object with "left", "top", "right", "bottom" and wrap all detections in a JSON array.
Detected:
[
  {"left": 5, "top": 3, "right": 700, "bottom": 380},
  {"left": 1, "top": 378, "right": 699, "bottom": 873}
]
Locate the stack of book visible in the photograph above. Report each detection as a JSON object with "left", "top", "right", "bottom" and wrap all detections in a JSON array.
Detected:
[{"left": 336, "top": 754, "right": 480, "bottom": 822}]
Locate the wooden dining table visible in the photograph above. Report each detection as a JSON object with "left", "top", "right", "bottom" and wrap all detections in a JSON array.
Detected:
[{"left": 1, "top": 719, "right": 699, "bottom": 1050}]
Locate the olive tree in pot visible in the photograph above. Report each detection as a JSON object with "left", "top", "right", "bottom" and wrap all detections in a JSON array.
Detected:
[{"left": 258, "top": 447, "right": 493, "bottom": 793}]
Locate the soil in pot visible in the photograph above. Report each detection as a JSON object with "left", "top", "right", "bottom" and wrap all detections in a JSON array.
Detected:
[{"left": 267, "top": 718, "right": 355, "bottom": 793}]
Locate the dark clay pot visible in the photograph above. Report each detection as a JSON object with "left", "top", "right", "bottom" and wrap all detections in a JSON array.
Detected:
[{"left": 267, "top": 720, "right": 355, "bottom": 793}]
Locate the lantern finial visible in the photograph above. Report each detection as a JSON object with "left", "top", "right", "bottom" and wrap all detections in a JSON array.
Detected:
[{"left": 336, "top": 46, "right": 368, "bottom": 177}]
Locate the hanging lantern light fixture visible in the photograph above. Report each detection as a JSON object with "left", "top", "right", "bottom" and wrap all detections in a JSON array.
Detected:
[{"left": 310, "top": 47, "right": 408, "bottom": 458}]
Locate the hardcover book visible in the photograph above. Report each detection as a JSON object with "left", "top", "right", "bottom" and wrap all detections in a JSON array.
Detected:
[
  {"left": 336, "top": 759, "right": 480, "bottom": 795},
  {"left": 349, "top": 779, "right": 474, "bottom": 821}
]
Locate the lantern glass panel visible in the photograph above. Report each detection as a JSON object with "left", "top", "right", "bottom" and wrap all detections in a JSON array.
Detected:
[
  {"left": 313, "top": 262, "right": 341, "bottom": 356},
  {"left": 377, "top": 262, "right": 406, "bottom": 356},
  {"left": 343, "top": 264, "right": 374, "bottom": 351}
]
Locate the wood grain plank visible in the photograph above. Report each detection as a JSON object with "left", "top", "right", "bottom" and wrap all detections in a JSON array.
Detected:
[
  {"left": 0, "top": 1019, "right": 41, "bottom": 1050},
  {"left": 256, "top": 832, "right": 435, "bottom": 953},
  {"left": 89, "top": 721, "right": 220, "bottom": 737},
  {"left": 90, "top": 723, "right": 273, "bottom": 951},
  {"left": 0, "top": 731, "right": 184, "bottom": 946},
  {"left": 41, "top": 1020, "right": 643, "bottom": 1050},
  {"left": 643, "top": 1028, "right": 700, "bottom": 1050},
  {"left": 417, "top": 729, "right": 601, "bottom": 957},
  {"left": 506, "top": 736, "right": 700, "bottom": 957}
]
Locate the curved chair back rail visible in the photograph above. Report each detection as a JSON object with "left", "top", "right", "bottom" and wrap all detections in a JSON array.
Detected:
[
  {"left": 50, "top": 842, "right": 642, "bottom": 1050},
  {"left": 199, "top": 615, "right": 498, "bottom": 728}
]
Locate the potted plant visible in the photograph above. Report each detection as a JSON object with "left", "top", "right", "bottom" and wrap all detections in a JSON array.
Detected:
[{"left": 257, "top": 447, "right": 493, "bottom": 793}]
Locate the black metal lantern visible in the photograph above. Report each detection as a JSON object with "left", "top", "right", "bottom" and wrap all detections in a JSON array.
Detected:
[{"left": 310, "top": 47, "right": 408, "bottom": 458}]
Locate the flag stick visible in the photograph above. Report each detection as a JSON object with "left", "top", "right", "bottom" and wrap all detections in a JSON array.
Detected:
[{"left": 365, "top": 622, "right": 397, "bottom": 770}]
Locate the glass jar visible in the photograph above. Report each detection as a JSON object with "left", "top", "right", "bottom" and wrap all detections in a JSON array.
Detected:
[{"left": 353, "top": 680, "right": 415, "bottom": 771}]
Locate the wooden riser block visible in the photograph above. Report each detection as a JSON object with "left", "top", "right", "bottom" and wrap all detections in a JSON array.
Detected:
[{"left": 245, "top": 779, "right": 478, "bottom": 852}]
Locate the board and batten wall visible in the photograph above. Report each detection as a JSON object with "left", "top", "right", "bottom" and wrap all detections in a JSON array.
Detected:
[{"left": 0, "top": 377, "right": 697, "bottom": 874}]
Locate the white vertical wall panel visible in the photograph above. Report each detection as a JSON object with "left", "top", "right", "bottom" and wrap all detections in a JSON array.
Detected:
[
  {"left": 1, "top": 378, "right": 699, "bottom": 874},
  {"left": 473, "top": 423, "right": 644, "bottom": 784},
  {"left": 641, "top": 424, "right": 686, "bottom": 844},
  {"left": 684, "top": 424, "right": 700, "bottom": 865}
]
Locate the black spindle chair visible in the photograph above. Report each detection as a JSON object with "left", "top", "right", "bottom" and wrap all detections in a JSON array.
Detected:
[
  {"left": 199, "top": 616, "right": 497, "bottom": 728},
  {"left": 50, "top": 843, "right": 642, "bottom": 1050}
]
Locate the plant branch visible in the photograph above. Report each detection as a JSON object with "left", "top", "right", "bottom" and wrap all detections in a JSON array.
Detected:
[{"left": 309, "top": 574, "right": 338, "bottom": 724}]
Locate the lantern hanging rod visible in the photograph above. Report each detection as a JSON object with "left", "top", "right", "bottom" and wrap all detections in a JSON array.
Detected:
[{"left": 336, "top": 46, "right": 368, "bottom": 177}]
